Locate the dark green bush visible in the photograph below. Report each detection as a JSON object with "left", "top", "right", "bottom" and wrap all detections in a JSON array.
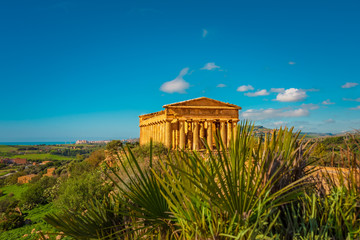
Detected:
[
  {"left": 85, "top": 149, "right": 105, "bottom": 167},
  {"left": 0, "top": 197, "right": 19, "bottom": 213},
  {"left": 54, "top": 170, "right": 112, "bottom": 211},
  {"left": 131, "top": 142, "right": 168, "bottom": 158},
  {"left": 106, "top": 140, "right": 123, "bottom": 153},
  {"left": 0, "top": 210, "right": 25, "bottom": 231},
  {"left": 21, "top": 176, "right": 57, "bottom": 209}
]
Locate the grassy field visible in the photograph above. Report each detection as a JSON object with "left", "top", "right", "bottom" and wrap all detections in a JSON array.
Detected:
[
  {"left": 0, "top": 184, "right": 29, "bottom": 200},
  {"left": 11, "top": 153, "right": 74, "bottom": 161},
  {"left": 0, "top": 145, "right": 17, "bottom": 152}
]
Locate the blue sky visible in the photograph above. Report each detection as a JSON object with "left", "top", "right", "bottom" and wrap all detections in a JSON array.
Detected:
[{"left": 0, "top": 0, "right": 359, "bottom": 141}]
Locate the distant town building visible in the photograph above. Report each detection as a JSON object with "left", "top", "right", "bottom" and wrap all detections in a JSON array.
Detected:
[
  {"left": 75, "top": 140, "right": 111, "bottom": 144},
  {"left": 18, "top": 174, "right": 37, "bottom": 184},
  {"left": 0, "top": 158, "right": 12, "bottom": 164},
  {"left": 0, "top": 158, "right": 27, "bottom": 165},
  {"left": 44, "top": 167, "right": 56, "bottom": 177},
  {"left": 40, "top": 161, "right": 52, "bottom": 165},
  {"left": 12, "top": 158, "right": 27, "bottom": 165}
]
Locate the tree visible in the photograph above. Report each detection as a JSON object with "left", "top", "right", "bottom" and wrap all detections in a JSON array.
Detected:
[
  {"left": 85, "top": 149, "right": 105, "bottom": 167},
  {"left": 54, "top": 170, "right": 112, "bottom": 211},
  {"left": 21, "top": 176, "right": 57, "bottom": 209},
  {"left": 106, "top": 140, "right": 122, "bottom": 153}
]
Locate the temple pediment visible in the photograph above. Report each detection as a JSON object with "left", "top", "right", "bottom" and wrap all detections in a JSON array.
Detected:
[{"left": 163, "top": 97, "right": 241, "bottom": 109}]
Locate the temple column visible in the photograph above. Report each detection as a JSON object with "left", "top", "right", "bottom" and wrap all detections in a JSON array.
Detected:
[
  {"left": 157, "top": 123, "right": 160, "bottom": 142},
  {"left": 165, "top": 120, "right": 172, "bottom": 148},
  {"left": 175, "top": 120, "right": 179, "bottom": 149},
  {"left": 144, "top": 125, "right": 147, "bottom": 144},
  {"left": 161, "top": 121, "right": 165, "bottom": 144},
  {"left": 152, "top": 123, "right": 157, "bottom": 142},
  {"left": 157, "top": 122, "right": 160, "bottom": 143},
  {"left": 151, "top": 123, "right": 155, "bottom": 142},
  {"left": 172, "top": 121, "right": 177, "bottom": 149},
  {"left": 179, "top": 120, "right": 185, "bottom": 149},
  {"left": 232, "top": 121, "right": 238, "bottom": 143},
  {"left": 193, "top": 120, "right": 199, "bottom": 150},
  {"left": 199, "top": 121, "right": 205, "bottom": 149},
  {"left": 207, "top": 120, "right": 213, "bottom": 151},
  {"left": 159, "top": 122, "right": 162, "bottom": 143},
  {"left": 147, "top": 124, "right": 150, "bottom": 144},
  {"left": 139, "top": 126, "right": 142, "bottom": 145},
  {"left": 227, "top": 121, "right": 232, "bottom": 148},
  {"left": 155, "top": 123, "right": 158, "bottom": 142},
  {"left": 187, "top": 121, "right": 193, "bottom": 150},
  {"left": 159, "top": 121, "right": 164, "bottom": 144},
  {"left": 220, "top": 121, "right": 227, "bottom": 148}
]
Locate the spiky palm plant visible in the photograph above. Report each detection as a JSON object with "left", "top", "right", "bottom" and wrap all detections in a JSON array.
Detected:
[
  {"left": 44, "top": 121, "right": 318, "bottom": 239},
  {"left": 154, "top": 121, "right": 316, "bottom": 239},
  {"left": 44, "top": 195, "right": 126, "bottom": 239},
  {"left": 281, "top": 132, "right": 360, "bottom": 240}
]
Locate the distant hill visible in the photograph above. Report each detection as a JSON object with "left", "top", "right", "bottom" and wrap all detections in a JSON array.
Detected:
[{"left": 252, "top": 125, "right": 336, "bottom": 139}]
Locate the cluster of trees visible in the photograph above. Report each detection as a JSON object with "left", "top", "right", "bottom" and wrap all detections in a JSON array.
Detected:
[
  {"left": 0, "top": 147, "right": 111, "bottom": 233},
  {"left": 49, "top": 148, "right": 94, "bottom": 157},
  {"left": 311, "top": 134, "right": 360, "bottom": 167}
]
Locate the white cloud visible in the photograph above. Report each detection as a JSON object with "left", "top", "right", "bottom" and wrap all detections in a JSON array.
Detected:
[
  {"left": 201, "top": 62, "right": 220, "bottom": 70},
  {"left": 301, "top": 103, "right": 319, "bottom": 110},
  {"left": 343, "top": 97, "right": 360, "bottom": 102},
  {"left": 273, "top": 121, "right": 288, "bottom": 126},
  {"left": 350, "top": 105, "right": 360, "bottom": 110},
  {"left": 217, "top": 83, "right": 226, "bottom": 88},
  {"left": 288, "top": 61, "right": 296, "bottom": 65},
  {"left": 270, "top": 88, "right": 285, "bottom": 93},
  {"left": 275, "top": 88, "right": 307, "bottom": 102},
  {"left": 202, "top": 29, "right": 208, "bottom": 38},
  {"left": 160, "top": 68, "right": 190, "bottom": 94},
  {"left": 237, "top": 85, "right": 254, "bottom": 92},
  {"left": 305, "top": 88, "right": 320, "bottom": 92},
  {"left": 324, "top": 119, "right": 335, "bottom": 124},
  {"left": 242, "top": 107, "right": 310, "bottom": 120},
  {"left": 341, "top": 82, "right": 359, "bottom": 88},
  {"left": 244, "top": 89, "right": 270, "bottom": 97},
  {"left": 322, "top": 99, "right": 335, "bottom": 105}
]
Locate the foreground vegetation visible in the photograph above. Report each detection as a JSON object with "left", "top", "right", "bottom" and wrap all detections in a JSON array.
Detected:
[
  {"left": 0, "top": 143, "right": 111, "bottom": 239},
  {"left": 1, "top": 126, "right": 358, "bottom": 239},
  {"left": 41, "top": 122, "right": 359, "bottom": 239}
]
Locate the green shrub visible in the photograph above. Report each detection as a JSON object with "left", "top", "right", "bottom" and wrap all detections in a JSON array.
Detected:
[
  {"left": 0, "top": 197, "right": 19, "bottom": 213},
  {"left": 54, "top": 170, "right": 112, "bottom": 211},
  {"left": 0, "top": 209, "right": 25, "bottom": 231},
  {"left": 67, "top": 160, "right": 93, "bottom": 176},
  {"left": 85, "top": 149, "right": 105, "bottom": 167},
  {"left": 4, "top": 172, "right": 25, "bottom": 185},
  {"left": 106, "top": 140, "right": 122, "bottom": 153},
  {"left": 21, "top": 176, "right": 56, "bottom": 210},
  {"left": 131, "top": 142, "right": 168, "bottom": 158},
  {"left": 0, "top": 197, "right": 23, "bottom": 232}
]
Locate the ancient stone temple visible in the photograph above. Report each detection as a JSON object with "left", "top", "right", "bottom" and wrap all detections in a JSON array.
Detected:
[{"left": 139, "top": 97, "right": 241, "bottom": 150}]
